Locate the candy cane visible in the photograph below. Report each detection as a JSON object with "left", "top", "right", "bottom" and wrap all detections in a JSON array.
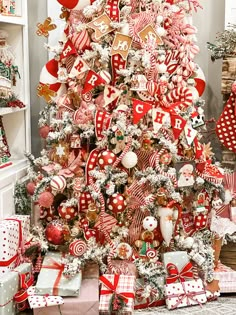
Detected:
[
  {"left": 163, "top": 87, "right": 193, "bottom": 110},
  {"left": 150, "top": 148, "right": 177, "bottom": 187},
  {"left": 89, "top": 178, "right": 116, "bottom": 272}
]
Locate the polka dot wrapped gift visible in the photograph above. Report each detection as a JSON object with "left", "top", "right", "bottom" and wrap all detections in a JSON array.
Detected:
[
  {"left": 27, "top": 286, "right": 64, "bottom": 309},
  {"left": 0, "top": 263, "right": 32, "bottom": 315},
  {"left": 0, "top": 215, "right": 30, "bottom": 275}
]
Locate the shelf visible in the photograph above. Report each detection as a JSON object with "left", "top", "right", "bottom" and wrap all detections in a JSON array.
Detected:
[
  {"left": 0, "top": 158, "right": 28, "bottom": 181},
  {"left": 0, "top": 14, "right": 26, "bottom": 25},
  {"left": 0, "top": 107, "right": 26, "bottom": 116}
]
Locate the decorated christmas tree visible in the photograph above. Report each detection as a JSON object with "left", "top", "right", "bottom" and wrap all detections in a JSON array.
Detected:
[{"left": 18, "top": 0, "right": 236, "bottom": 312}]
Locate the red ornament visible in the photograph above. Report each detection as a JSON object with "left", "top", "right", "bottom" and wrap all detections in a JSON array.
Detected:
[
  {"left": 107, "top": 193, "right": 127, "bottom": 214},
  {"left": 38, "top": 191, "right": 54, "bottom": 208},
  {"left": 45, "top": 220, "right": 68, "bottom": 245},
  {"left": 97, "top": 150, "right": 117, "bottom": 169},
  {"left": 26, "top": 182, "right": 36, "bottom": 196},
  {"left": 146, "top": 80, "right": 158, "bottom": 97},
  {"left": 39, "top": 125, "right": 50, "bottom": 139},
  {"left": 58, "top": 203, "right": 78, "bottom": 220}
]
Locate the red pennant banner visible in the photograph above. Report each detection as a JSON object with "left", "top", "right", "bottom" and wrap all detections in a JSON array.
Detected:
[
  {"left": 60, "top": 39, "right": 77, "bottom": 60},
  {"left": 82, "top": 70, "right": 105, "bottom": 94},
  {"left": 132, "top": 98, "right": 152, "bottom": 124},
  {"left": 170, "top": 114, "right": 186, "bottom": 140}
]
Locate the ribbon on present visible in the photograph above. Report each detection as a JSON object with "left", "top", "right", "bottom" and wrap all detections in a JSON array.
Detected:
[
  {"left": 14, "top": 272, "right": 34, "bottom": 311},
  {"left": 42, "top": 258, "right": 65, "bottom": 295},
  {"left": 100, "top": 274, "right": 135, "bottom": 305},
  {"left": 166, "top": 262, "right": 194, "bottom": 284},
  {"left": 169, "top": 281, "right": 204, "bottom": 309},
  {"left": 0, "top": 218, "right": 23, "bottom": 268}
]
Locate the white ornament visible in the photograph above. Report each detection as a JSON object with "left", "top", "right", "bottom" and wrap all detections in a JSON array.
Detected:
[
  {"left": 182, "top": 237, "right": 194, "bottom": 249},
  {"left": 156, "top": 15, "right": 164, "bottom": 23},
  {"left": 158, "top": 207, "right": 173, "bottom": 246},
  {"left": 50, "top": 175, "right": 66, "bottom": 192},
  {"left": 156, "top": 27, "right": 166, "bottom": 37},
  {"left": 143, "top": 216, "right": 158, "bottom": 231},
  {"left": 157, "top": 63, "right": 167, "bottom": 73},
  {"left": 121, "top": 151, "right": 138, "bottom": 169}
]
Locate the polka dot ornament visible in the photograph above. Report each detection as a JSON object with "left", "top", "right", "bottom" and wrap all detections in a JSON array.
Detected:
[
  {"left": 97, "top": 150, "right": 117, "bottom": 169},
  {"left": 58, "top": 204, "right": 78, "bottom": 220},
  {"left": 107, "top": 193, "right": 127, "bottom": 214},
  {"left": 216, "top": 92, "right": 236, "bottom": 153}
]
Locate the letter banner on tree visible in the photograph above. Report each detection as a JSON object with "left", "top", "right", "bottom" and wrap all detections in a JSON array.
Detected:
[
  {"left": 82, "top": 70, "right": 105, "bottom": 94},
  {"left": 69, "top": 56, "right": 90, "bottom": 78},
  {"left": 104, "top": 85, "right": 122, "bottom": 107},
  {"left": 170, "top": 114, "right": 187, "bottom": 140},
  {"left": 87, "top": 13, "right": 114, "bottom": 40},
  {"left": 60, "top": 39, "right": 77, "bottom": 60},
  {"left": 152, "top": 108, "right": 170, "bottom": 132},
  {"left": 132, "top": 98, "right": 152, "bottom": 124}
]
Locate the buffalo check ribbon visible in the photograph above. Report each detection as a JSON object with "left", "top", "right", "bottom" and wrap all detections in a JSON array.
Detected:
[
  {"left": 100, "top": 274, "right": 135, "bottom": 304},
  {"left": 42, "top": 258, "right": 65, "bottom": 295},
  {"left": 166, "top": 262, "right": 194, "bottom": 284}
]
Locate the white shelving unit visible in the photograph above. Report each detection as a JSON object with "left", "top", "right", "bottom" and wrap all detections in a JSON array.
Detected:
[{"left": 0, "top": 0, "right": 30, "bottom": 218}]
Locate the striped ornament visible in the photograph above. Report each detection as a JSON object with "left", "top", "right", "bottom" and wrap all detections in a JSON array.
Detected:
[
  {"left": 70, "top": 29, "right": 91, "bottom": 51},
  {"left": 99, "top": 70, "right": 111, "bottom": 84},
  {"left": 163, "top": 87, "right": 193, "bottom": 110},
  {"left": 50, "top": 175, "right": 67, "bottom": 192}
]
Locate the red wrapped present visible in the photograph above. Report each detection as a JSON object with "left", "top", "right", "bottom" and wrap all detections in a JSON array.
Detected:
[
  {"left": 99, "top": 274, "right": 135, "bottom": 315},
  {"left": 0, "top": 215, "right": 30, "bottom": 275}
]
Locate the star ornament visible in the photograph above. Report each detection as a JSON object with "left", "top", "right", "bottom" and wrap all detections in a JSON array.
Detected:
[
  {"left": 37, "top": 84, "right": 56, "bottom": 103},
  {"left": 51, "top": 142, "right": 70, "bottom": 166},
  {"left": 36, "top": 17, "right": 57, "bottom": 37}
]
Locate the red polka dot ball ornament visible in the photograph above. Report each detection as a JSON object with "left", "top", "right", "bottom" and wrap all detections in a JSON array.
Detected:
[
  {"left": 39, "top": 125, "right": 50, "bottom": 139},
  {"left": 57, "top": 0, "right": 94, "bottom": 10},
  {"left": 50, "top": 175, "right": 67, "bottom": 193},
  {"left": 58, "top": 203, "right": 78, "bottom": 220},
  {"left": 26, "top": 182, "right": 36, "bottom": 196},
  {"left": 45, "top": 220, "right": 69, "bottom": 245},
  {"left": 38, "top": 191, "right": 54, "bottom": 208},
  {"left": 97, "top": 150, "right": 117, "bottom": 169},
  {"left": 107, "top": 193, "right": 127, "bottom": 214},
  {"left": 69, "top": 239, "right": 87, "bottom": 257},
  {"left": 40, "top": 206, "right": 57, "bottom": 222},
  {"left": 143, "top": 216, "right": 158, "bottom": 232}
]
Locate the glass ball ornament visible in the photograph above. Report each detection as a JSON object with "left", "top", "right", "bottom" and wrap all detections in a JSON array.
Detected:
[
  {"left": 58, "top": 203, "right": 78, "bottom": 221},
  {"left": 121, "top": 151, "right": 138, "bottom": 169},
  {"left": 45, "top": 220, "right": 69, "bottom": 245},
  {"left": 143, "top": 216, "right": 158, "bottom": 232},
  {"left": 38, "top": 191, "right": 54, "bottom": 208},
  {"left": 97, "top": 150, "right": 117, "bottom": 169},
  {"left": 107, "top": 193, "right": 127, "bottom": 214}
]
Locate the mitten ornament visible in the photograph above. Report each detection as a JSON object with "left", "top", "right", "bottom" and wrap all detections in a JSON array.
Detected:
[{"left": 216, "top": 82, "right": 236, "bottom": 152}]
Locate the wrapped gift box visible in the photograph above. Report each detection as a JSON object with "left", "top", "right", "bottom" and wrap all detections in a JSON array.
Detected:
[
  {"left": 33, "top": 263, "right": 99, "bottom": 315},
  {"left": 99, "top": 274, "right": 135, "bottom": 315},
  {"left": 0, "top": 215, "right": 30, "bottom": 275},
  {"left": 0, "top": 263, "right": 32, "bottom": 315},
  {"left": 28, "top": 286, "right": 64, "bottom": 308},
  {"left": 35, "top": 251, "right": 82, "bottom": 296},
  {"left": 134, "top": 277, "right": 165, "bottom": 310},
  {"left": 214, "top": 262, "right": 236, "bottom": 293},
  {"left": 162, "top": 251, "right": 190, "bottom": 271},
  {"left": 164, "top": 278, "right": 207, "bottom": 310}
]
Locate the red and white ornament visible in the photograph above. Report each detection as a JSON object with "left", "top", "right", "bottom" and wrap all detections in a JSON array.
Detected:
[
  {"left": 45, "top": 220, "right": 68, "bottom": 245},
  {"left": 146, "top": 80, "right": 158, "bottom": 97},
  {"left": 26, "top": 182, "right": 36, "bottom": 196},
  {"left": 40, "top": 206, "right": 56, "bottom": 222},
  {"left": 107, "top": 193, "right": 127, "bottom": 214},
  {"left": 50, "top": 175, "right": 67, "bottom": 193},
  {"left": 57, "top": 0, "right": 94, "bottom": 10},
  {"left": 146, "top": 248, "right": 157, "bottom": 259},
  {"left": 69, "top": 239, "right": 87, "bottom": 256},
  {"left": 121, "top": 151, "right": 138, "bottom": 169},
  {"left": 38, "top": 191, "right": 54, "bottom": 208},
  {"left": 97, "top": 150, "right": 117, "bottom": 169},
  {"left": 143, "top": 216, "right": 158, "bottom": 232},
  {"left": 58, "top": 203, "right": 78, "bottom": 220},
  {"left": 99, "top": 70, "right": 111, "bottom": 84},
  {"left": 159, "top": 151, "right": 172, "bottom": 165},
  {"left": 39, "top": 125, "right": 50, "bottom": 139}
]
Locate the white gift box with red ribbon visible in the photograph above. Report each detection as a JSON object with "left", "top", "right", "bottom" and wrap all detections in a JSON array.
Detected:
[
  {"left": 164, "top": 278, "right": 207, "bottom": 310},
  {"left": 27, "top": 286, "right": 64, "bottom": 309},
  {"left": 0, "top": 215, "right": 30, "bottom": 275}
]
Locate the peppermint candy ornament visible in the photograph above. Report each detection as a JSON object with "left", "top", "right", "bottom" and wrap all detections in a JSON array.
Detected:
[
  {"left": 70, "top": 29, "right": 91, "bottom": 51},
  {"left": 69, "top": 239, "right": 87, "bottom": 256},
  {"left": 216, "top": 88, "right": 236, "bottom": 153}
]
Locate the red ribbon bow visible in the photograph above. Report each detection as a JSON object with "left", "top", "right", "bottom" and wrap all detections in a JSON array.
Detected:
[
  {"left": 42, "top": 258, "right": 65, "bottom": 296},
  {"left": 14, "top": 272, "right": 34, "bottom": 311},
  {"left": 166, "top": 262, "right": 193, "bottom": 284},
  {"left": 100, "top": 274, "right": 134, "bottom": 305}
]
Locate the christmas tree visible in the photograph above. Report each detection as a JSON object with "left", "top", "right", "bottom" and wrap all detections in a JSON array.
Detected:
[{"left": 20, "top": 0, "right": 236, "bottom": 311}]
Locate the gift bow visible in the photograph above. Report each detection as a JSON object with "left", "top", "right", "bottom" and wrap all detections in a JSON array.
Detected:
[
  {"left": 166, "top": 262, "right": 193, "bottom": 284},
  {"left": 100, "top": 275, "right": 135, "bottom": 305}
]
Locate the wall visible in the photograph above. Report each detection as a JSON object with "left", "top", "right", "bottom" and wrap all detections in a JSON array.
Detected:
[{"left": 28, "top": 0, "right": 226, "bottom": 157}]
